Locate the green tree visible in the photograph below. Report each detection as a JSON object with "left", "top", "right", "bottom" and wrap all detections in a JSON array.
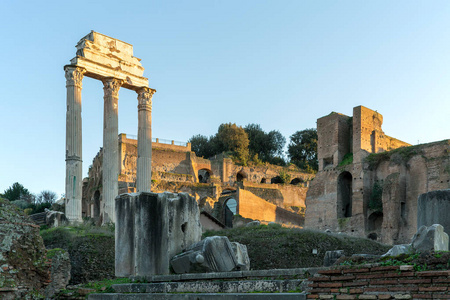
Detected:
[
  {"left": 288, "top": 128, "right": 318, "bottom": 172},
  {"left": 188, "top": 134, "right": 217, "bottom": 158},
  {"left": 215, "top": 123, "right": 250, "bottom": 164},
  {"left": 244, "top": 124, "right": 286, "bottom": 164},
  {"left": 3, "top": 182, "right": 33, "bottom": 202}
]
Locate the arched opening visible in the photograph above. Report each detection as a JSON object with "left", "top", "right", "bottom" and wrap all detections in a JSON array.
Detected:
[
  {"left": 368, "top": 211, "right": 383, "bottom": 232},
  {"left": 198, "top": 169, "right": 212, "bottom": 183},
  {"left": 93, "top": 190, "right": 101, "bottom": 219},
  {"left": 290, "top": 178, "right": 303, "bottom": 185},
  {"left": 271, "top": 176, "right": 283, "bottom": 184},
  {"left": 337, "top": 172, "right": 352, "bottom": 218},
  {"left": 224, "top": 198, "right": 237, "bottom": 228},
  {"left": 260, "top": 178, "right": 267, "bottom": 184},
  {"left": 236, "top": 171, "right": 247, "bottom": 182}
]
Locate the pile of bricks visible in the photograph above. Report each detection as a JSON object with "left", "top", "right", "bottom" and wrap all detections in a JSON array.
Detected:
[{"left": 307, "top": 264, "right": 450, "bottom": 299}]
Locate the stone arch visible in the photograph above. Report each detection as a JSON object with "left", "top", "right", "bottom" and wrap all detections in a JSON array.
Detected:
[
  {"left": 224, "top": 197, "right": 238, "bottom": 228},
  {"left": 198, "top": 168, "right": 213, "bottom": 183},
  {"left": 368, "top": 211, "right": 383, "bottom": 232},
  {"left": 271, "top": 176, "right": 283, "bottom": 184},
  {"left": 337, "top": 171, "right": 352, "bottom": 218},
  {"left": 236, "top": 170, "right": 247, "bottom": 182},
  {"left": 260, "top": 178, "right": 267, "bottom": 184},
  {"left": 290, "top": 178, "right": 304, "bottom": 185}
]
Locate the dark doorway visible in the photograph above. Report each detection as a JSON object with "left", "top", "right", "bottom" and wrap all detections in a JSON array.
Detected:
[{"left": 337, "top": 172, "right": 352, "bottom": 218}]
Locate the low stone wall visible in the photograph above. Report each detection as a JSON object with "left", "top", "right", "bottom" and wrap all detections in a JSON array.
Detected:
[{"left": 308, "top": 265, "right": 450, "bottom": 299}]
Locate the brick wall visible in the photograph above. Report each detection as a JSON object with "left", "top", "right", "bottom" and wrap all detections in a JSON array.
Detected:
[{"left": 308, "top": 265, "right": 450, "bottom": 299}]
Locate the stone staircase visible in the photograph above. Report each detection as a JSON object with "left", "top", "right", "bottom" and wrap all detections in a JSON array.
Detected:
[
  {"left": 88, "top": 267, "right": 324, "bottom": 299},
  {"left": 29, "top": 212, "right": 46, "bottom": 226}
]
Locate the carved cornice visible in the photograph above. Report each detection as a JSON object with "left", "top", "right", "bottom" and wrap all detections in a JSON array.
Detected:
[
  {"left": 65, "top": 66, "right": 86, "bottom": 88},
  {"left": 102, "top": 78, "right": 123, "bottom": 99},
  {"left": 137, "top": 87, "right": 156, "bottom": 111}
]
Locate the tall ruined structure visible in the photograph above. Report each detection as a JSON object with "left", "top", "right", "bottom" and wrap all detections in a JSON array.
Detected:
[{"left": 306, "top": 105, "right": 450, "bottom": 244}]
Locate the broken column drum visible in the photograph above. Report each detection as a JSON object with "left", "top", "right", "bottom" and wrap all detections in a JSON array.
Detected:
[{"left": 64, "top": 31, "right": 155, "bottom": 223}]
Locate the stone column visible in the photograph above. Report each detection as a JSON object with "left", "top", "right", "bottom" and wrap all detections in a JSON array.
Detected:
[
  {"left": 102, "top": 78, "right": 123, "bottom": 223},
  {"left": 64, "top": 66, "right": 86, "bottom": 223},
  {"left": 136, "top": 87, "right": 156, "bottom": 192}
]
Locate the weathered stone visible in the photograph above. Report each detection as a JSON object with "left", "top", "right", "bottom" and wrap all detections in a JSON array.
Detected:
[
  {"left": 45, "top": 249, "right": 71, "bottom": 298},
  {"left": 115, "top": 192, "right": 202, "bottom": 276},
  {"left": 231, "top": 242, "right": 250, "bottom": 271},
  {"left": 417, "top": 190, "right": 450, "bottom": 238},
  {"left": 411, "top": 224, "right": 449, "bottom": 252},
  {"left": 246, "top": 220, "right": 261, "bottom": 227},
  {"left": 45, "top": 209, "right": 68, "bottom": 227},
  {"left": 0, "top": 198, "right": 50, "bottom": 299},
  {"left": 382, "top": 244, "right": 413, "bottom": 257},
  {"left": 323, "top": 250, "right": 345, "bottom": 267},
  {"left": 171, "top": 236, "right": 240, "bottom": 273}
]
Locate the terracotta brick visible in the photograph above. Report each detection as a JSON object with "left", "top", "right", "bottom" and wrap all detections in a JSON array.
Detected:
[
  {"left": 389, "top": 286, "right": 418, "bottom": 292},
  {"left": 342, "top": 281, "right": 368, "bottom": 287},
  {"left": 319, "top": 269, "right": 343, "bottom": 275},
  {"left": 319, "top": 296, "right": 335, "bottom": 299},
  {"left": 318, "top": 282, "right": 342, "bottom": 288},
  {"left": 370, "top": 279, "right": 398, "bottom": 285},
  {"left": 358, "top": 296, "right": 377, "bottom": 300},
  {"left": 357, "top": 273, "right": 386, "bottom": 279},
  {"left": 398, "top": 279, "right": 431, "bottom": 284},
  {"left": 336, "top": 295, "right": 357, "bottom": 300},
  {"left": 308, "top": 283, "right": 319, "bottom": 288},
  {"left": 371, "top": 266, "right": 400, "bottom": 272},
  {"left": 378, "top": 295, "right": 393, "bottom": 299},
  {"left": 348, "top": 288, "right": 364, "bottom": 294},
  {"left": 417, "top": 270, "right": 450, "bottom": 277},
  {"left": 330, "top": 288, "right": 340, "bottom": 293},
  {"left": 432, "top": 278, "right": 450, "bottom": 283},
  {"left": 342, "top": 268, "right": 370, "bottom": 274},
  {"left": 364, "top": 287, "right": 389, "bottom": 292},
  {"left": 307, "top": 295, "right": 319, "bottom": 299},
  {"left": 411, "top": 294, "right": 432, "bottom": 299},
  {"left": 330, "top": 275, "right": 356, "bottom": 281},
  {"left": 385, "top": 272, "right": 414, "bottom": 278},
  {"left": 393, "top": 294, "right": 411, "bottom": 299},
  {"left": 310, "top": 288, "right": 331, "bottom": 293},
  {"left": 418, "top": 286, "right": 447, "bottom": 292},
  {"left": 431, "top": 294, "right": 450, "bottom": 299},
  {"left": 310, "top": 276, "right": 331, "bottom": 282}
]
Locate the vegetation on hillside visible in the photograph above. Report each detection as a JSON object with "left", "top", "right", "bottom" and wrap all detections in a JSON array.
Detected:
[{"left": 203, "top": 225, "right": 390, "bottom": 270}]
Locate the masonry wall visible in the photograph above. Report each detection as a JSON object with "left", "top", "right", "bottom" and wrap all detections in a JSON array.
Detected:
[{"left": 308, "top": 265, "right": 450, "bottom": 299}]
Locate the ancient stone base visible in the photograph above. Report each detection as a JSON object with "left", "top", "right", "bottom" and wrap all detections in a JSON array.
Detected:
[
  {"left": 418, "top": 189, "right": 450, "bottom": 237},
  {"left": 115, "top": 192, "right": 202, "bottom": 277}
]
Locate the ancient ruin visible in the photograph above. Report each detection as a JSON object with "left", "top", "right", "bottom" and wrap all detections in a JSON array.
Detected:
[
  {"left": 306, "top": 105, "right": 450, "bottom": 244},
  {"left": 82, "top": 134, "right": 311, "bottom": 227},
  {"left": 65, "top": 31, "right": 155, "bottom": 223}
]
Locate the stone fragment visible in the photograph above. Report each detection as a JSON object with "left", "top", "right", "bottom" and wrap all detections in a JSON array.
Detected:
[
  {"left": 45, "top": 249, "right": 71, "bottom": 298},
  {"left": 246, "top": 220, "right": 260, "bottom": 227},
  {"left": 171, "top": 236, "right": 251, "bottom": 273},
  {"left": 323, "top": 250, "right": 345, "bottom": 267},
  {"left": 45, "top": 209, "right": 68, "bottom": 227},
  {"left": 231, "top": 242, "right": 250, "bottom": 271},
  {"left": 411, "top": 224, "right": 449, "bottom": 252},
  {"left": 382, "top": 244, "right": 413, "bottom": 257},
  {"left": 417, "top": 190, "right": 450, "bottom": 237},
  {"left": 115, "top": 192, "right": 202, "bottom": 276}
]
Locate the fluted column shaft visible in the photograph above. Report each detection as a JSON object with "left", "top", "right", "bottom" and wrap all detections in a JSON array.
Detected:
[
  {"left": 102, "top": 78, "right": 123, "bottom": 223},
  {"left": 136, "top": 88, "right": 156, "bottom": 192},
  {"left": 64, "top": 66, "right": 86, "bottom": 223}
]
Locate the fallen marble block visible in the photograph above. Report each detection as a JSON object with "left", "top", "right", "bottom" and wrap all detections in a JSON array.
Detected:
[
  {"left": 171, "top": 236, "right": 250, "bottom": 273},
  {"left": 412, "top": 224, "right": 449, "bottom": 252}
]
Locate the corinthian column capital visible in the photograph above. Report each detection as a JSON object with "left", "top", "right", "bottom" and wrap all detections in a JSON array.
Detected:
[
  {"left": 137, "top": 87, "right": 156, "bottom": 111},
  {"left": 65, "top": 66, "right": 86, "bottom": 88},
  {"left": 102, "top": 78, "right": 124, "bottom": 98}
]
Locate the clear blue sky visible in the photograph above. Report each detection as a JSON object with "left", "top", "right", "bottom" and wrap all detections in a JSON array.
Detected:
[{"left": 1, "top": 1, "right": 449, "bottom": 197}]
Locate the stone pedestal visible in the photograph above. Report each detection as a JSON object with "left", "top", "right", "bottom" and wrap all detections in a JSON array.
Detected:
[
  {"left": 102, "top": 78, "right": 123, "bottom": 223},
  {"left": 136, "top": 88, "right": 155, "bottom": 192},
  {"left": 64, "top": 66, "right": 86, "bottom": 223},
  {"left": 115, "top": 192, "right": 202, "bottom": 277},
  {"left": 417, "top": 189, "right": 450, "bottom": 237}
]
